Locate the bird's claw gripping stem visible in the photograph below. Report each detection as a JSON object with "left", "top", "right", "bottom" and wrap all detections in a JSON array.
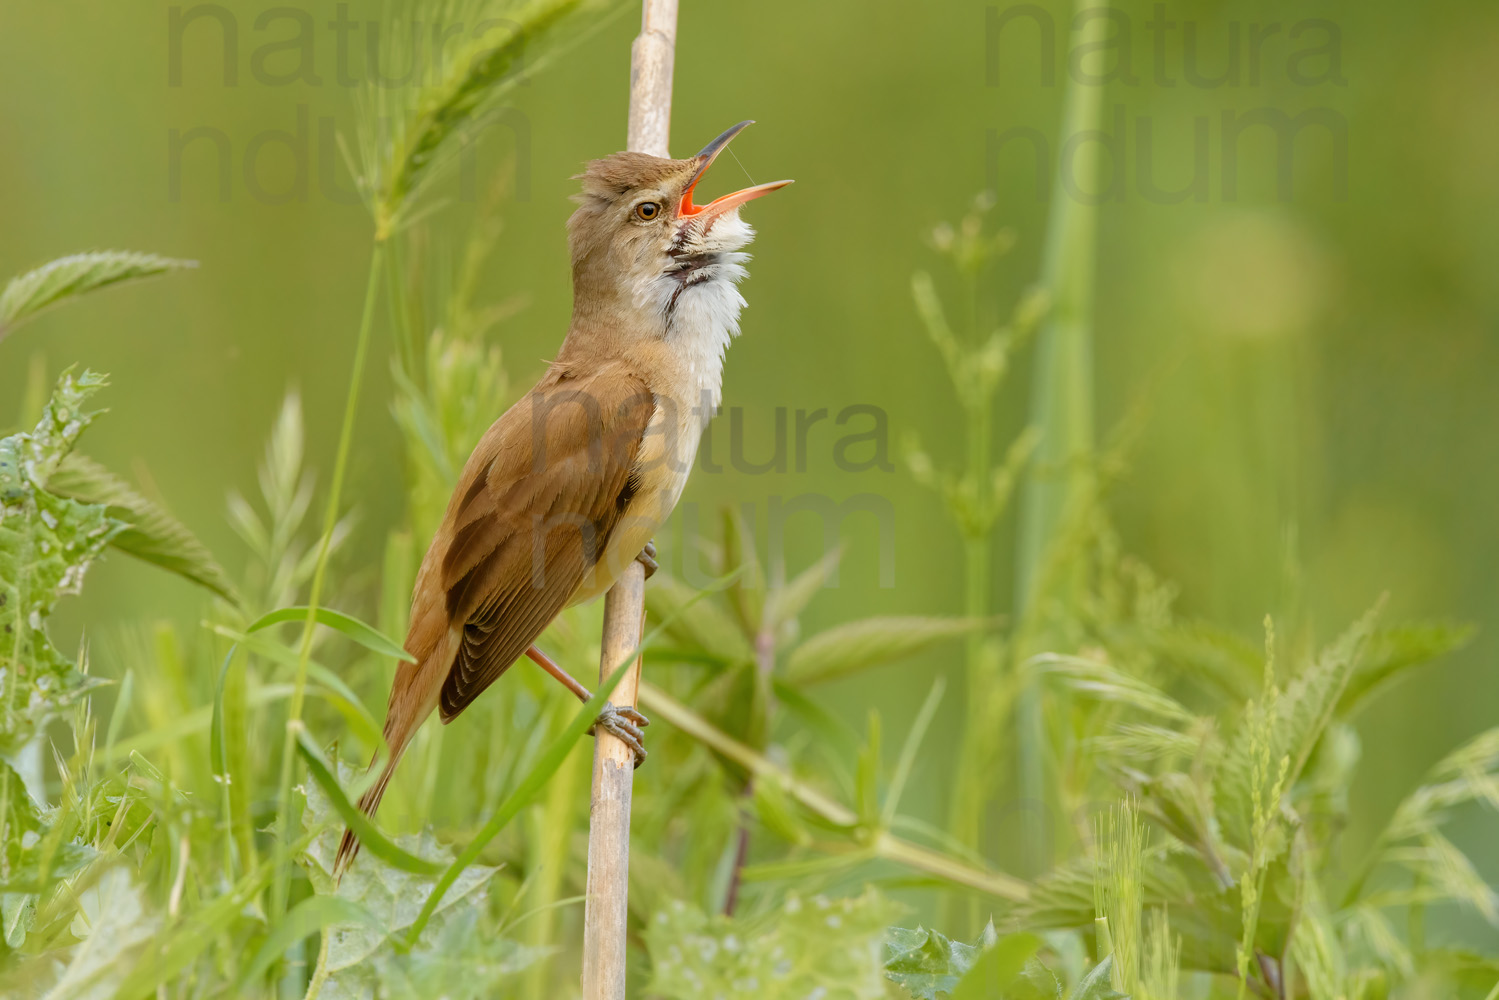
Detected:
[
  {"left": 636, "top": 540, "right": 658, "bottom": 580},
  {"left": 590, "top": 702, "right": 650, "bottom": 767}
]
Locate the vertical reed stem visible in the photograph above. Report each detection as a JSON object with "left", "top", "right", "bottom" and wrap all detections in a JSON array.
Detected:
[
  {"left": 581, "top": 2, "right": 675, "bottom": 995},
  {"left": 1012, "top": 0, "right": 1106, "bottom": 873}
]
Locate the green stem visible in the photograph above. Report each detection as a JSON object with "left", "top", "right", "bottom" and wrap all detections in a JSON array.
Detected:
[
  {"left": 952, "top": 338, "right": 994, "bottom": 928},
  {"left": 640, "top": 681, "right": 1031, "bottom": 903},
  {"left": 0, "top": 558, "right": 24, "bottom": 880},
  {"left": 269, "top": 240, "right": 385, "bottom": 928},
  {"left": 301, "top": 926, "right": 332, "bottom": 1000},
  {"left": 1012, "top": 0, "right": 1107, "bottom": 873}
]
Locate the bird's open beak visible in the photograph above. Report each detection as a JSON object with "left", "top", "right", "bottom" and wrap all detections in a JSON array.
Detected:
[{"left": 678, "top": 120, "right": 793, "bottom": 220}]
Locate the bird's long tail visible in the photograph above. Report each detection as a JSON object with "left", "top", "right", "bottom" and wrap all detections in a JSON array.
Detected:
[
  {"left": 332, "top": 733, "right": 410, "bottom": 880},
  {"left": 332, "top": 651, "right": 443, "bottom": 879}
]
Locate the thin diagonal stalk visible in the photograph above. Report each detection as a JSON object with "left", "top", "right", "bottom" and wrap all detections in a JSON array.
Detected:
[
  {"left": 269, "top": 241, "right": 385, "bottom": 925},
  {"left": 639, "top": 681, "right": 1030, "bottom": 903}
]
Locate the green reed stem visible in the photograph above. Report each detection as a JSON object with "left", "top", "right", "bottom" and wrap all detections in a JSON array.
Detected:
[
  {"left": 1012, "top": 0, "right": 1106, "bottom": 873},
  {"left": 269, "top": 240, "right": 386, "bottom": 928}
]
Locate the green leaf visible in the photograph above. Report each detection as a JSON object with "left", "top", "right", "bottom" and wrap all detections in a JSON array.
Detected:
[
  {"left": 1068, "top": 956, "right": 1126, "bottom": 1000},
  {"left": 752, "top": 773, "right": 813, "bottom": 847},
  {"left": 884, "top": 679, "right": 946, "bottom": 826},
  {"left": 951, "top": 932, "right": 1042, "bottom": 1000},
  {"left": 45, "top": 451, "right": 239, "bottom": 603},
  {"left": 1217, "top": 604, "right": 1381, "bottom": 847},
  {"left": 762, "top": 546, "right": 842, "bottom": 632},
  {"left": 212, "top": 623, "right": 383, "bottom": 746},
  {"left": 1036, "top": 653, "right": 1195, "bottom": 723},
  {"left": 111, "top": 851, "right": 279, "bottom": 998},
  {"left": 401, "top": 650, "right": 642, "bottom": 945},
  {"left": 248, "top": 604, "right": 416, "bottom": 662},
  {"left": 0, "top": 250, "right": 196, "bottom": 339},
  {"left": 884, "top": 923, "right": 992, "bottom": 999},
  {"left": 782, "top": 616, "right": 985, "bottom": 686},
  {"left": 644, "top": 571, "right": 755, "bottom": 666},
  {"left": 299, "top": 771, "right": 510, "bottom": 989},
  {"left": 1339, "top": 621, "right": 1476, "bottom": 717},
  {"left": 234, "top": 895, "right": 380, "bottom": 992},
  {"left": 0, "top": 369, "right": 121, "bottom": 749},
  {"left": 647, "top": 888, "right": 902, "bottom": 1000},
  {"left": 722, "top": 503, "right": 767, "bottom": 633},
  {"left": 9, "top": 867, "right": 157, "bottom": 997},
  {"left": 295, "top": 730, "right": 444, "bottom": 875}
]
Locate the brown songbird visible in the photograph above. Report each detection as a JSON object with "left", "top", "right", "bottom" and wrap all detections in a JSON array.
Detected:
[{"left": 335, "top": 122, "right": 790, "bottom": 873}]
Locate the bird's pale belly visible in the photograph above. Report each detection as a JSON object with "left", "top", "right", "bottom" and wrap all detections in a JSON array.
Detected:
[{"left": 568, "top": 395, "right": 703, "bottom": 605}]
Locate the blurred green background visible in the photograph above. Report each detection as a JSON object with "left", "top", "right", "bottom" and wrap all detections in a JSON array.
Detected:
[{"left": 2, "top": 0, "right": 1496, "bottom": 943}]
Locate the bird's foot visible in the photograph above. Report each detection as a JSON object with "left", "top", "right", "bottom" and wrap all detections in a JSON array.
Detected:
[
  {"left": 591, "top": 702, "right": 650, "bottom": 767},
  {"left": 636, "top": 540, "right": 658, "bottom": 580}
]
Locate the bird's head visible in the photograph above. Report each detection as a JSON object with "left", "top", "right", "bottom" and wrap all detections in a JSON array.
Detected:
[{"left": 566, "top": 121, "right": 791, "bottom": 332}]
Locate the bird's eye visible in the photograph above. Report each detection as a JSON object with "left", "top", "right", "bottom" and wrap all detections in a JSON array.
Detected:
[{"left": 635, "top": 201, "right": 661, "bottom": 221}]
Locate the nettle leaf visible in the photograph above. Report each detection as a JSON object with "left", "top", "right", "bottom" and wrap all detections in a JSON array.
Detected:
[
  {"left": 1068, "top": 956, "right": 1127, "bottom": 999},
  {"left": 298, "top": 765, "right": 541, "bottom": 999},
  {"left": 885, "top": 923, "right": 1038, "bottom": 1000},
  {"left": 21, "top": 866, "right": 160, "bottom": 997},
  {"left": 1216, "top": 605, "right": 1380, "bottom": 848},
  {"left": 1339, "top": 621, "right": 1476, "bottom": 717},
  {"left": 46, "top": 452, "right": 238, "bottom": 604},
  {"left": 886, "top": 924, "right": 988, "bottom": 999},
  {"left": 782, "top": 617, "right": 985, "bottom": 686},
  {"left": 646, "top": 888, "right": 901, "bottom": 1000},
  {"left": 0, "top": 369, "right": 122, "bottom": 747},
  {"left": 0, "top": 250, "right": 196, "bottom": 340}
]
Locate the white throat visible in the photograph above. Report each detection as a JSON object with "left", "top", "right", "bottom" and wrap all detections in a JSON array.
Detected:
[{"left": 639, "top": 213, "right": 756, "bottom": 414}]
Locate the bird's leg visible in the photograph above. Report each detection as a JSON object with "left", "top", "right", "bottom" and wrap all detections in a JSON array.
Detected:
[
  {"left": 524, "top": 645, "right": 649, "bottom": 766},
  {"left": 636, "top": 539, "right": 658, "bottom": 579}
]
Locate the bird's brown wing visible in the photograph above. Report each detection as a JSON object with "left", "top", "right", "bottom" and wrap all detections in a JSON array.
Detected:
[{"left": 425, "top": 364, "right": 655, "bottom": 721}]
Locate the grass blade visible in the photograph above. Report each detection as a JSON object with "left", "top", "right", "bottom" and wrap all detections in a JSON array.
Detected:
[
  {"left": 782, "top": 616, "right": 985, "bottom": 686},
  {"left": 248, "top": 605, "right": 415, "bottom": 662},
  {"left": 294, "top": 728, "right": 443, "bottom": 876},
  {"left": 233, "top": 895, "right": 380, "bottom": 993}
]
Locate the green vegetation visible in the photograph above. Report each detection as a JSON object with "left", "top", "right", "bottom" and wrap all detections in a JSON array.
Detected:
[{"left": 2, "top": 0, "right": 1495, "bottom": 997}]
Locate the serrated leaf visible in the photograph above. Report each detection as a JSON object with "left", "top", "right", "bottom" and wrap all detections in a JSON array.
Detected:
[
  {"left": 1384, "top": 727, "right": 1499, "bottom": 844},
  {"left": 1339, "top": 621, "right": 1476, "bottom": 717},
  {"left": 296, "top": 731, "right": 442, "bottom": 875},
  {"left": 783, "top": 617, "right": 986, "bottom": 686},
  {"left": 1035, "top": 653, "right": 1195, "bottom": 723},
  {"left": 14, "top": 867, "right": 159, "bottom": 998},
  {"left": 0, "top": 369, "right": 121, "bottom": 751},
  {"left": 1217, "top": 604, "right": 1381, "bottom": 848},
  {"left": 0, "top": 250, "right": 196, "bottom": 339},
  {"left": 1014, "top": 957, "right": 1065, "bottom": 999},
  {"left": 1068, "top": 956, "right": 1127, "bottom": 999},
  {"left": 951, "top": 931, "right": 1041, "bottom": 1000},
  {"left": 884, "top": 924, "right": 992, "bottom": 999},
  {"left": 647, "top": 888, "right": 901, "bottom": 1000},
  {"left": 45, "top": 451, "right": 238, "bottom": 604}
]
